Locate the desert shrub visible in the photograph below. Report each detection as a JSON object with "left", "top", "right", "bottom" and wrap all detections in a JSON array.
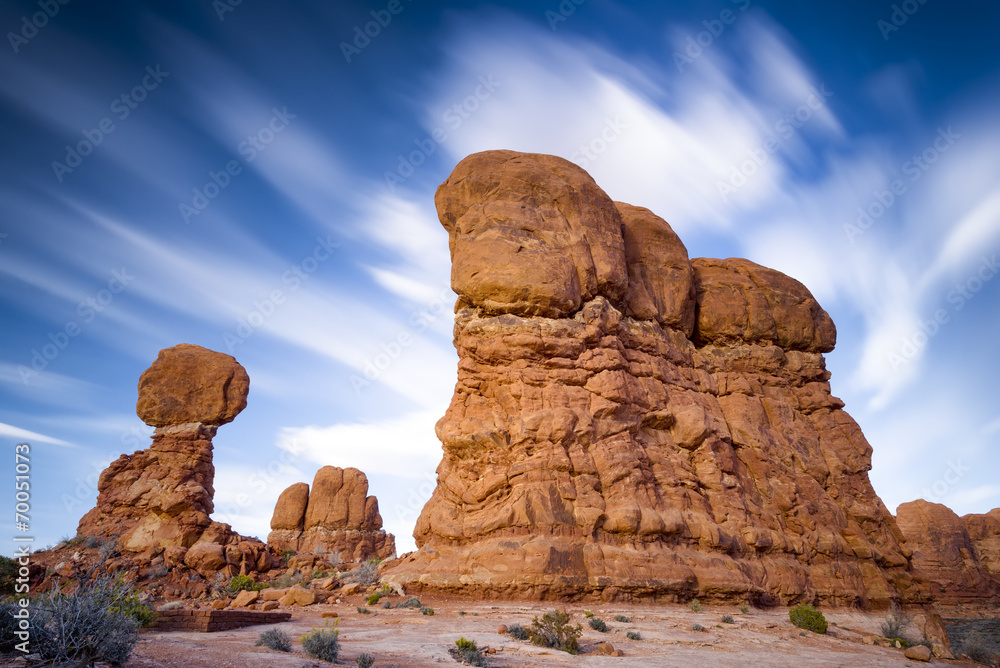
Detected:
[
  {"left": 721, "top": 614, "right": 734, "bottom": 624},
  {"left": 111, "top": 594, "right": 157, "bottom": 628},
  {"left": 692, "top": 623, "right": 704, "bottom": 632},
  {"left": 689, "top": 599, "right": 702, "bottom": 612},
  {"left": 0, "top": 556, "right": 18, "bottom": 596},
  {"left": 626, "top": 630, "right": 641, "bottom": 640},
  {"left": 328, "top": 551, "right": 342, "bottom": 569},
  {"left": 381, "top": 600, "right": 393, "bottom": 609},
  {"left": 421, "top": 606, "right": 435, "bottom": 615},
  {"left": 879, "top": 607, "right": 911, "bottom": 641},
  {"left": 963, "top": 631, "right": 997, "bottom": 665},
  {"left": 588, "top": 617, "right": 608, "bottom": 632},
  {"left": 157, "top": 601, "right": 184, "bottom": 611},
  {"left": 357, "top": 606, "right": 370, "bottom": 614},
  {"left": 450, "top": 637, "right": 488, "bottom": 667},
  {"left": 32, "top": 571, "right": 142, "bottom": 666},
  {"left": 366, "top": 592, "right": 382, "bottom": 605},
  {"left": 739, "top": 603, "right": 750, "bottom": 614},
  {"left": 357, "top": 653, "right": 375, "bottom": 668},
  {"left": 584, "top": 610, "right": 594, "bottom": 618},
  {"left": 613, "top": 614, "right": 630, "bottom": 623},
  {"left": 506, "top": 623, "right": 529, "bottom": 640},
  {"left": 789, "top": 604, "right": 827, "bottom": 634},
  {"left": 256, "top": 627, "right": 292, "bottom": 652},
  {"left": 271, "top": 572, "right": 304, "bottom": 589},
  {"left": 397, "top": 596, "right": 422, "bottom": 608},
  {"left": 302, "top": 625, "right": 340, "bottom": 663},
  {"left": 350, "top": 558, "right": 380, "bottom": 586},
  {"left": 459, "top": 610, "right": 466, "bottom": 615},
  {"left": 146, "top": 563, "right": 169, "bottom": 579},
  {"left": 227, "top": 574, "right": 265, "bottom": 595},
  {"left": 0, "top": 601, "right": 21, "bottom": 653},
  {"left": 281, "top": 549, "right": 296, "bottom": 561},
  {"left": 527, "top": 609, "right": 582, "bottom": 655}
]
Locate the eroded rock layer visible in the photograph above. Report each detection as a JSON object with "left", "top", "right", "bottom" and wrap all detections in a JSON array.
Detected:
[
  {"left": 268, "top": 466, "right": 395, "bottom": 563},
  {"left": 385, "top": 150, "right": 918, "bottom": 606},
  {"left": 77, "top": 344, "right": 276, "bottom": 576},
  {"left": 896, "top": 500, "right": 1000, "bottom": 605}
]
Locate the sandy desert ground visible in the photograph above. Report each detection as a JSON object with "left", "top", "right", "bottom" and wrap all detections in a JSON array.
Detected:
[{"left": 105, "top": 596, "right": 991, "bottom": 668}]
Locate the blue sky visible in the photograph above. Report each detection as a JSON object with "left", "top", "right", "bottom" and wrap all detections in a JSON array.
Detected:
[{"left": 1, "top": 0, "right": 998, "bottom": 555}]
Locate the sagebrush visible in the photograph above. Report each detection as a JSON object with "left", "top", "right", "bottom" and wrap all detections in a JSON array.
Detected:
[
  {"left": 450, "top": 637, "right": 488, "bottom": 667},
  {"left": 879, "top": 607, "right": 911, "bottom": 640},
  {"left": 31, "top": 570, "right": 145, "bottom": 665},
  {"left": 789, "top": 604, "right": 827, "bottom": 634},
  {"left": 527, "top": 609, "right": 582, "bottom": 655},
  {"left": 350, "top": 558, "right": 380, "bottom": 585},
  {"left": 256, "top": 627, "right": 292, "bottom": 652},
  {"left": 506, "top": 623, "right": 529, "bottom": 640},
  {"left": 588, "top": 617, "right": 608, "bottom": 632},
  {"left": 302, "top": 625, "right": 340, "bottom": 662}
]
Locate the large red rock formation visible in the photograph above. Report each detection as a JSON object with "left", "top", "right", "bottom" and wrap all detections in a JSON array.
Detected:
[
  {"left": 268, "top": 466, "right": 395, "bottom": 563},
  {"left": 385, "top": 150, "right": 918, "bottom": 606},
  {"left": 896, "top": 500, "right": 1000, "bottom": 605},
  {"left": 964, "top": 508, "right": 1000, "bottom": 580},
  {"left": 77, "top": 344, "right": 275, "bottom": 576}
]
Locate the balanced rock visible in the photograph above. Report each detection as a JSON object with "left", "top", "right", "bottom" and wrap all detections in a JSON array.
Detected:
[
  {"left": 136, "top": 343, "right": 249, "bottom": 427},
  {"left": 896, "top": 500, "right": 1000, "bottom": 605},
  {"left": 268, "top": 466, "right": 395, "bottom": 563},
  {"left": 385, "top": 150, "right": 917, "bottom": 606},
  {"left": 76, "top": 344, "right": 275, "bottom": 576}
]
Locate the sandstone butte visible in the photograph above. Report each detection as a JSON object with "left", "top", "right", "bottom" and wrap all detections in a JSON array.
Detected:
[
  {"left": 384, "top": 149, "right": 932, "bottom": 608},
  {"left": 76, "top": 343, "right": 278, "bottom": 577},
  {"left": 268, "top": 466, "right": 396, "bottom": 563}
]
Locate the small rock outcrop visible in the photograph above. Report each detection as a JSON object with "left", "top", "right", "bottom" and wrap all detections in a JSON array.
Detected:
[
  {"left": 385, "top": 150, "right": 919, "bottom": 606},
  {"left": 76, "top": 344, "right": 275, "bottom": 576},
  {"left": 267, "top": 466, "right": 395, "bottom": 563},
  {"left": 896, "top": 500, "right": 1000, "bottom": 605}
]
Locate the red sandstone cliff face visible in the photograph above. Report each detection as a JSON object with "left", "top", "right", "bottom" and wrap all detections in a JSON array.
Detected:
[
  {"left": 76, "top": 344, "right": 275, "bottom": 576},
  {"left": 385, "top": 150, "right": 918, "bottom": 606},
  {"left": 964, "top": 508, "right": 1000, "bottom": 581},
  {"left": 896, "top": 500, "right": 1000, "bottom": 605},
  {"left": 268, "top": 466, "right": 395, "bottom": 563}
]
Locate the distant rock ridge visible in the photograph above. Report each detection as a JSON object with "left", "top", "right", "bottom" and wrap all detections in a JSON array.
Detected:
[
  {"left": 76, "top": 343, "right": 276, "bottom": 577},
  {"left": 896, "top": 500, "right": 1000, "bottom": 606},
  {"left": 385, "top": 150, "right": 919, "bottom": 607},
  {"left": 267, "top": 466, "right": 396, "bottom": 563}
]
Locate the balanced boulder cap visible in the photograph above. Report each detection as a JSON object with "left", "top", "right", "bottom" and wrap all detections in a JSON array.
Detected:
[
  {"left": 385, "top": 150, "right": 914, "bottom": 606},
  {"left": 136, "top": 343, "right": 249, "bottom": 427}
]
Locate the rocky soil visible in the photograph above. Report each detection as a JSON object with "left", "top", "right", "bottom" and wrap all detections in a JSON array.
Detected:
[{"left": 110, "top": 598, "right": 991, "bottom": 667}]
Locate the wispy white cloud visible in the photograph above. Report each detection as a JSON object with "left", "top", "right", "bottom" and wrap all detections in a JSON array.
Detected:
[
  {"left": 276, "top": 409, "right": 445, "bottom": 480},
  {"left": 0, "top": 421, "right": 73, "bottom": 446}
]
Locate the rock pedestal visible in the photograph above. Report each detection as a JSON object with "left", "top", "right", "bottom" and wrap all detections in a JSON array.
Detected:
[
  {"left": 385, "top": 150, "right": 918, "bottom": 606},
  {"left": 267, "top": 466, "right": 395, "bottom": 563},
  {"left": 76, "top": 343, "right": 275, "bottom": 576}
]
